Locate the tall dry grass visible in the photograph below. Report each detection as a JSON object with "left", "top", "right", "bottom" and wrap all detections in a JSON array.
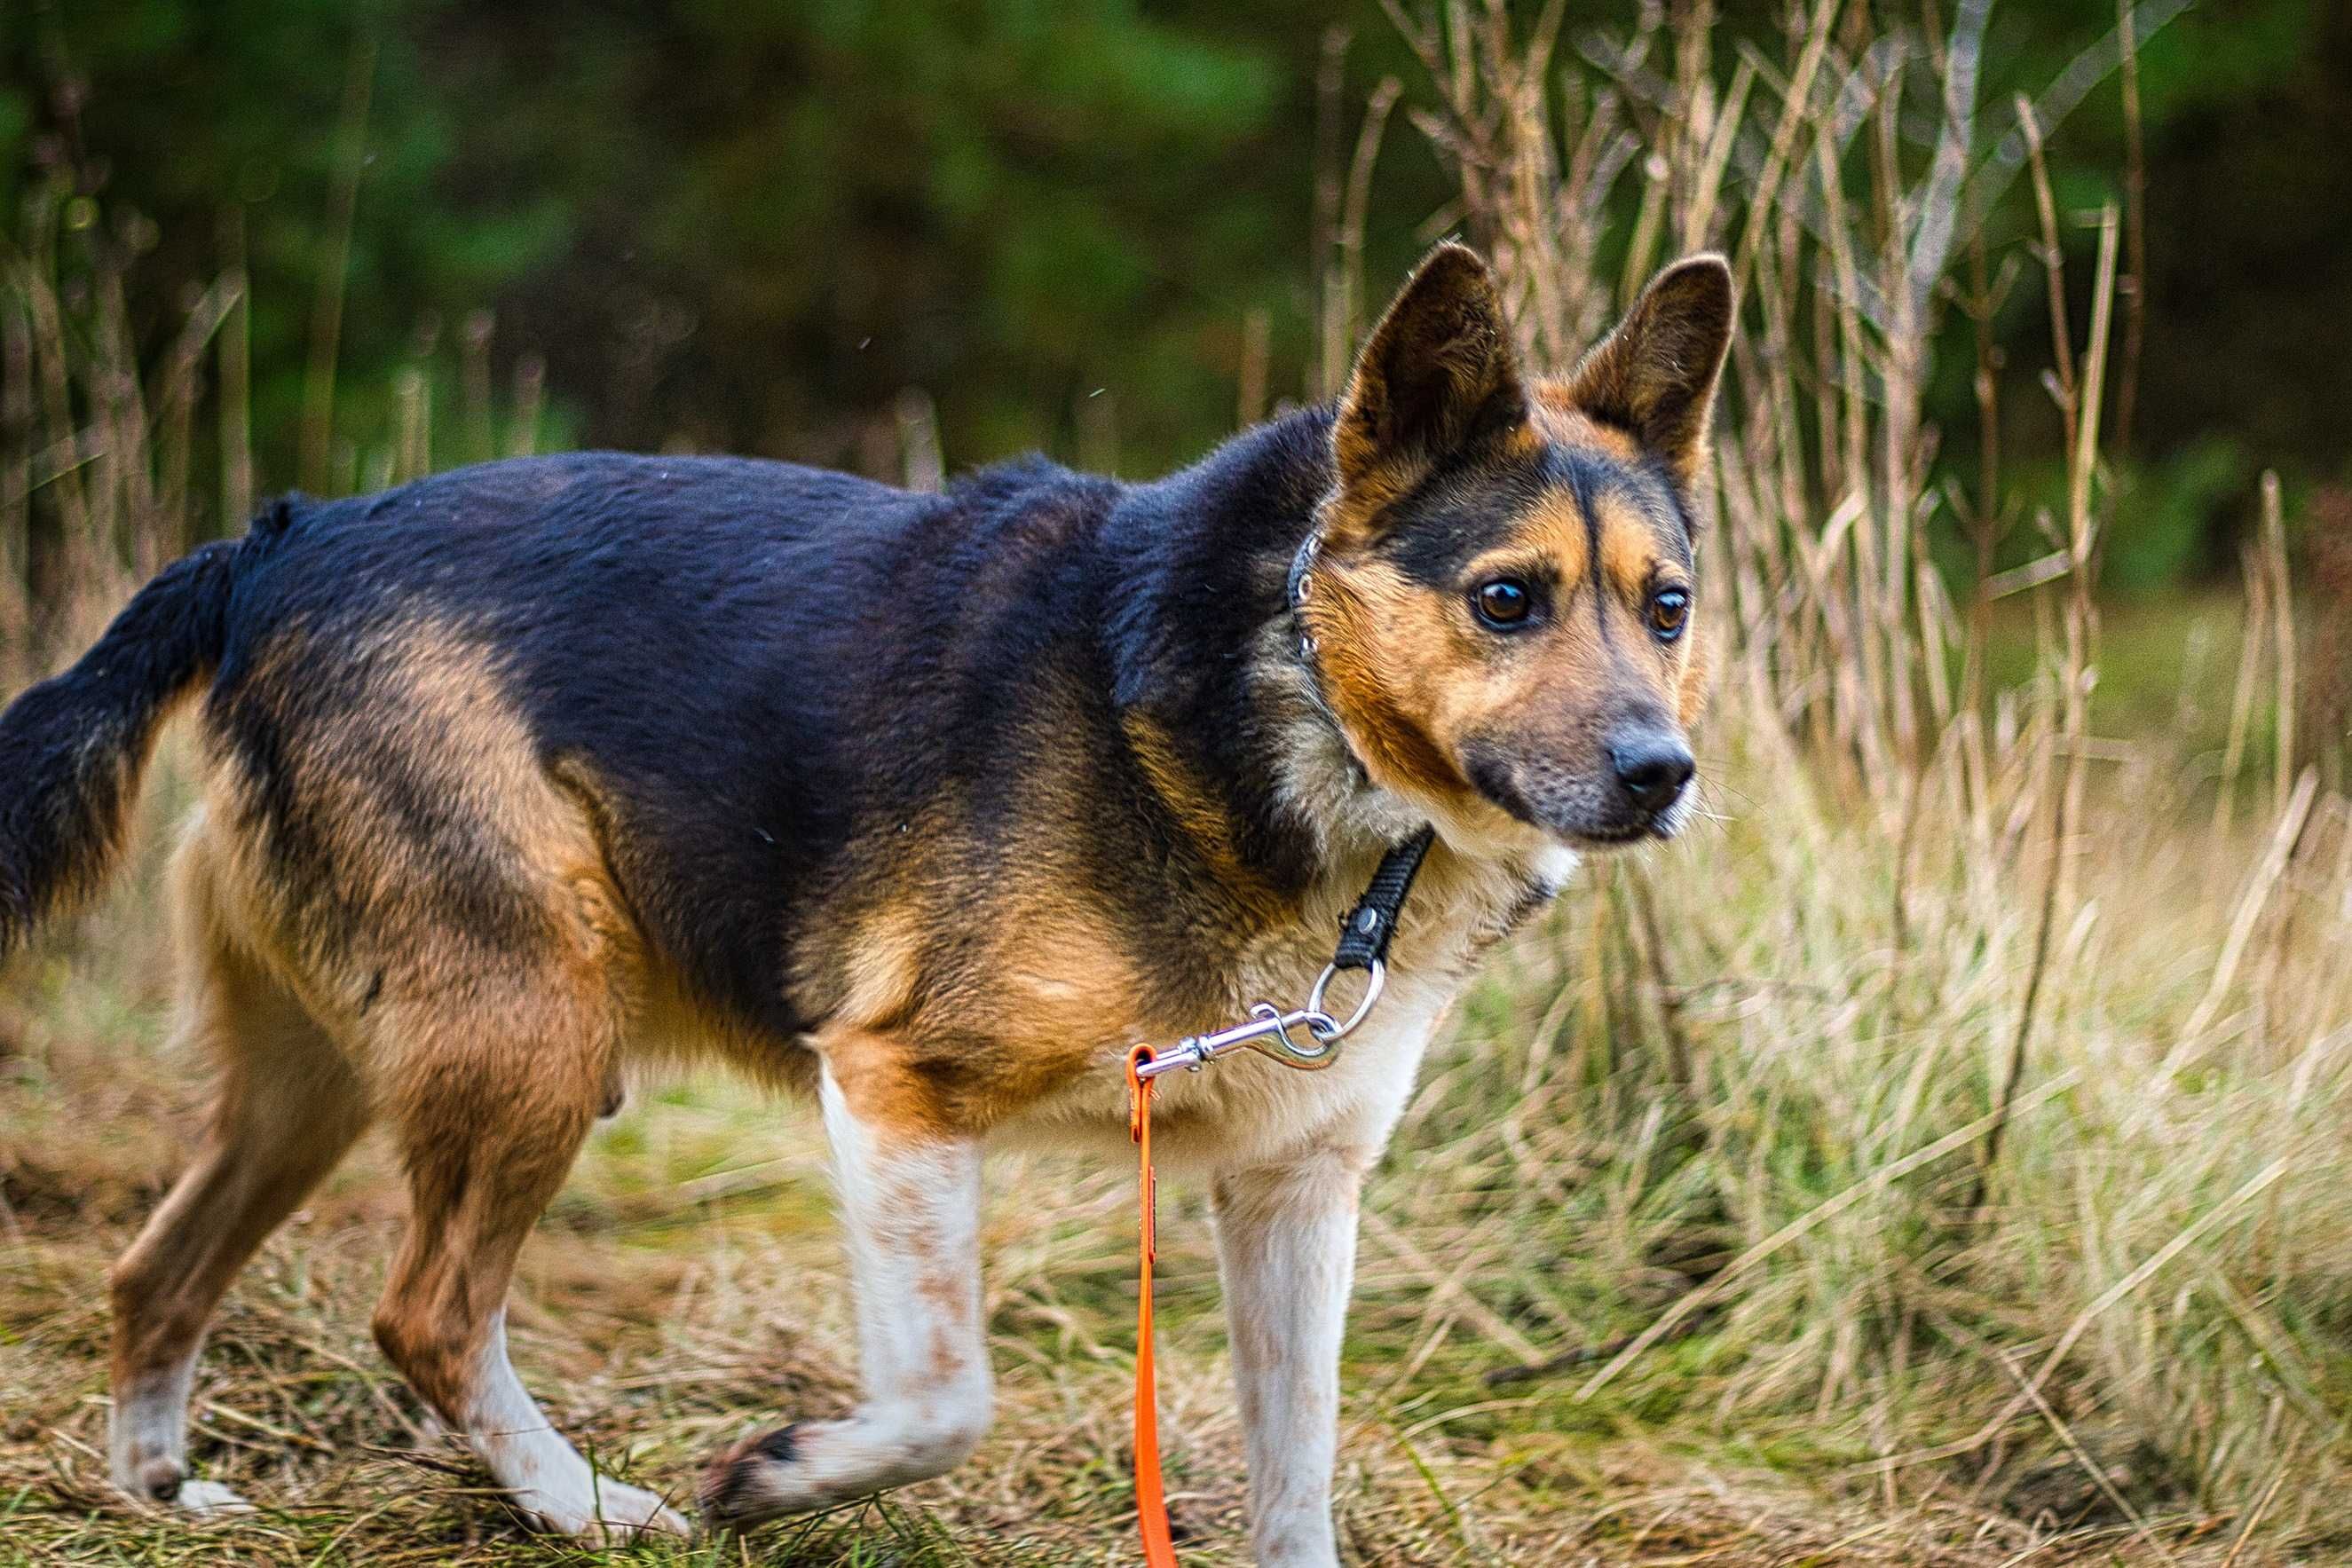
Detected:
[
  {"left": 0, "top": 120, "right": 544, "bottom": 692},
  {"left": 1310, "top": 1, "right": 2351, "bottom": 1556},
  {"left": 2, "top": 4, "right": 2348, "bottom": 1564}
]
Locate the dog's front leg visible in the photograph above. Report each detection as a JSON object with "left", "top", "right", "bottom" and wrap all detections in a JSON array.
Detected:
[
  {"left": 701, "top": 1060, "right": 992, "bottom": 1529},
  {"left": 1212, "top": 1143, "right": 1373, "bottom": 1567}
]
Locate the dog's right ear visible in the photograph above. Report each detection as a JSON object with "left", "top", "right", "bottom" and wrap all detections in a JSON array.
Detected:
[{"left": 1331, "top": 243, "right": 1526, "bottom": 514}]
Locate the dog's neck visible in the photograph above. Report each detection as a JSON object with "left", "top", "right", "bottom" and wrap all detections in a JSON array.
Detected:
[
  {"left": 1252, "top": 611, "right": 1433, "bottom": 863},
  {"left": 1101, "top": 406, "right": 1433, "bottom": 895}
]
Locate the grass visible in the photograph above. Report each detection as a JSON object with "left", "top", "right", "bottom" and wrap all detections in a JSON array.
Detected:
[
  {"left": 3, "top": 670, "right": 2343, "bottom": 1566},
  {"left": 5, "top": 1, "right": 2351, "bottom": 1564}
]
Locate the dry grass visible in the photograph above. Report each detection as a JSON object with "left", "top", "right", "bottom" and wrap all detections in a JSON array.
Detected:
[
  {"left": 5, "top": 2, "right": 2350, "bottom": 1564},
  {"left": 7, "top": 741, "right": 2342, "bottom": 1568},
  {"left": 4, "top": 689, "right": 2340, "bottom": 1566}
]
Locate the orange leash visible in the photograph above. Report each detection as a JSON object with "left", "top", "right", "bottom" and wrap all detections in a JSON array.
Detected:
[
  {"left": 1112, "top": 830, "right": 1431, "bottom": 1563},
  {"left": 1126, "top": 1044, "right": 1181, "bottom": 1568}
]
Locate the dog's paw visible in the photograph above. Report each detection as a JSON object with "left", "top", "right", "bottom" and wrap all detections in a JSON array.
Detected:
[
  {"left": 517, "top": 1477, "right": 691, "bottom": 1543},
  {"left": 698, "top": 1422, "right": 811, "bottom": 1530},
  {"left": 171, "top": 1478, "right": 256, "bottom": 1517},
  {"left": 119, "top": 1459, "right": 255, "bottom": 1518},
  {"left": 699, "top": 1406, "right": 987, "bottom": 1532}
]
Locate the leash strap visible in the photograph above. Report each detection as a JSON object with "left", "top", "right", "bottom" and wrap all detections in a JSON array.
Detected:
[
  {"left": 1119, "top": 826, "right": 1432, "bottom": 1564},
  {"left": 1114, "top": 528, "right": 1438, "bottom": 1560},
  {"left": 1126, "top": 1044, "right": 1181, "bottom": 1568},
  {"left": 1331, "top": 826, "right": 1435, "bottom": 971}
]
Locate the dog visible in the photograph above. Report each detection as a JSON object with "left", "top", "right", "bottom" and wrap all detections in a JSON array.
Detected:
[{"left": 0, "top": 241, "right": 1728, "bottom": 1562}]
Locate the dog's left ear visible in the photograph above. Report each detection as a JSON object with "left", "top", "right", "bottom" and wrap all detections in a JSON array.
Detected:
[
  {"left": 1567, "top": 255, "right": 1734, "bottom": 483},
  {"left": 1332, "top": 242, "right": 1526, "bottom": 500}
]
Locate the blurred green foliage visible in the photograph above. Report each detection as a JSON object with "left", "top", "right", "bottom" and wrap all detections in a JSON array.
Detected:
[{"left": 3, "top": 0, "right": 2346, "bottom": 579}]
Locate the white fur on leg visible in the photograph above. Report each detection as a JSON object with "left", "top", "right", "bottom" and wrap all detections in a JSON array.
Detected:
[
  {"left": 462, "top": 1308, "right": 688, "bottom": 1540},
  {"left": 110, "top": 1356, "right": 252, "bottom": 1515},
  {"left": 1212, "top": 1144, "right": 1370, "bottom": 1568},
  {"left": 702, "top": 1068, "right": 992, "bottom": 1526}
]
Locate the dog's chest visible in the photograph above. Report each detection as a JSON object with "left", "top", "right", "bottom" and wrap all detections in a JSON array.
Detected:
[{"left": 988, "top": 841, "right": 1573, "bottom": 1176}]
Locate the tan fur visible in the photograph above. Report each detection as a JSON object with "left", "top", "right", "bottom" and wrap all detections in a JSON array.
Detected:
[
  {"left": 1122, "top": 710, "right": 1287, "bottom": 925},
  {"left": 1507, "top": 489, "right": 1598, "bottom": 584},
  {"left": 834, "top": 904, "right": 929, "bottom": 1035},
  {"left": 194, "top": 619, "right": 625, "bottom": 1017},
  {"left": 111, "top": 624, "right": 688, "bottom": 1537},
  {"left": 1596, "top": 493, "right": 1670, "bottom": 600},
  {"left": 1528, "top": 382, "right": 1642, "bottom": 461},
  {"left": 816, "top": 893, "right": 1151, "bottom": 1139},
  {"left": 1676, "top": 611, "right": 1714, "bottom": 727},
  {"left": 1300, "top": 557, "right": 1485, "bottom": 809},
  {"left": 107, "top": 827, "right": 372, "bottom": 1507}
]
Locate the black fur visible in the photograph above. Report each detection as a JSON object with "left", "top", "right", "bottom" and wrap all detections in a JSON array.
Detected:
[{"left": 0, "top": 530, "right": 257, "bottom": 955}]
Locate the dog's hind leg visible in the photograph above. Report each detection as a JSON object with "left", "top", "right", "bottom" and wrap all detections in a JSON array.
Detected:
[
  {"left": 700, "top": 1054, "right": 992, "bottom": 1529},
  {"left": 366, "top": 975, "right": 689, "bottom": 1543},
  {"left": 108, "top": 857, "right": 371, "bottom": 1514}
]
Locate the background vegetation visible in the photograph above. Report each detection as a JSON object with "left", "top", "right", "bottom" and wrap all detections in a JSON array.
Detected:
[
  {"left": 4, "top": 0, "right": 2350, "bottom": 553},
  {"left": 3, "top": 1, "right": 2350, "bottom": 1564}
]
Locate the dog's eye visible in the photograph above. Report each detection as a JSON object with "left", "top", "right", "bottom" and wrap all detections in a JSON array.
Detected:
[
  {"left": 1649, "top": 587, "right": 1691, "bottom": 642},
  {"left": 1472, "top": 577, "right": 1535, "bottom": 630}
]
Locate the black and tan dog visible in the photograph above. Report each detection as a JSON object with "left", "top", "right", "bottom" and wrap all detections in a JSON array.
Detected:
[{"left": 0, "top": 243, "right": 1728, "bottom": 1561}]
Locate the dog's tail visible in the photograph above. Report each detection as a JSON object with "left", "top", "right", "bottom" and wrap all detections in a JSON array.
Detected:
[{"left": 0, "top": 501, "right": 288, "bottom": 956}]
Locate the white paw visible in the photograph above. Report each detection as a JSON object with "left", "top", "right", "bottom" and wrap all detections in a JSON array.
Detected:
[
  {"left": 700, "top": 1422, "right": 829, "bottom": 1527},
  {"left": 699, "top": 1413, "right": 982, "bottom": 1530},
  {"left": 171, "top": 1478, "right": 256, "bottom": 1517},
  {"left": 521, "top": 1477, "right": 692, "bottom": 1542}
]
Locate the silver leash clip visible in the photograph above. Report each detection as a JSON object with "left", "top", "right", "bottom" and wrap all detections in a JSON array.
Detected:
[{"left": 1131, "top": 959, "right": 1385, "bottom": 1083}]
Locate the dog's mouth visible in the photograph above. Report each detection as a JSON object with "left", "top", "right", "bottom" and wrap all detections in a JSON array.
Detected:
[
  {"left": 1464, "top": 752, "right": 1690, "bottom": 849},
  {"left": 1563, "top": 822, "right": 1655, "bottom": 848},
  {"left": 1550, "top": 814, "right": 1689, "bottom": 854}
]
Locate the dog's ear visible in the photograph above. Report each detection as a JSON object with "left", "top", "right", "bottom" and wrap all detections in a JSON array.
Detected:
[
  {"left": 1332, "top": 242, "right": 1525, "bottom": 499},
  {"left": 1566, "top": 255, "right": 1734, "bottom": 482}
]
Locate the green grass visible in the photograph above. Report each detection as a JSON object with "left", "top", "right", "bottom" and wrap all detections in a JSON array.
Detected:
[{"left": 1981, "top": 590, "right": 2249, "bottom": 749}]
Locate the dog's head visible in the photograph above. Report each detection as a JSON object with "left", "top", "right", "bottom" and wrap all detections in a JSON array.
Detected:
[{"left": 1298, "top": 242, "right": 1732, "bottom": 854}]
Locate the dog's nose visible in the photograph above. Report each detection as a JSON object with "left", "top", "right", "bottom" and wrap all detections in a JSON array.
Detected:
[{"left": 1607, "top": 728, "right": 1694, "bottom": 812}]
